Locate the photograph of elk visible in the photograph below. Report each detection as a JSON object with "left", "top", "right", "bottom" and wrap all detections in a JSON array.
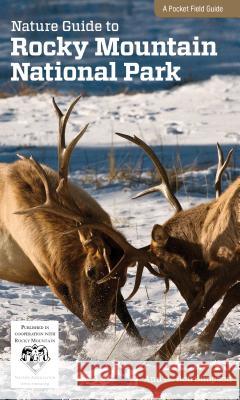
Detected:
[{"left": 0, "top": 0, "right": 239, "bottom": 366}]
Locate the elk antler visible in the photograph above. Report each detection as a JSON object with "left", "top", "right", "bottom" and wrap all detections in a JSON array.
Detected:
[
  {"left": 52, "top": 96, "right": 89, "bottom": 195},
  {"left": 80, "top": 222, "right": 167, "bottom": 287},
  {"left": 116, "top": 133, "right": 182, "bottom": 213},
  {"left": 15, "top": 96, "right": 89, "bottom": 219},
  {"left": 215, "top": 143, "right": 233, "bottom": 198},
  {"left": 14, "top": 157, "right": 85, "bottom": 223}
]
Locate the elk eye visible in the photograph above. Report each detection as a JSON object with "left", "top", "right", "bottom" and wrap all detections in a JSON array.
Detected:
[
  {"left": 87, "top": 266, "right": 97, "bottom": 280},
  {"left": 58, "top": 284, "right": 69, "bottom": 297}
]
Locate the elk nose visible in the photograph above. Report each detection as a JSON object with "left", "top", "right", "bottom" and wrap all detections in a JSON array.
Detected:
[{"left": 91, "top": 320, "right": 108, "bottom": 332}]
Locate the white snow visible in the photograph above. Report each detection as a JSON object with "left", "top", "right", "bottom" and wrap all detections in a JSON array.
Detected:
[
  {"left": 0, "top": 75, "right": 239, "bottom": 147},
  {"left": 0, "top": 75, "right": 239, "bottom": 364}
]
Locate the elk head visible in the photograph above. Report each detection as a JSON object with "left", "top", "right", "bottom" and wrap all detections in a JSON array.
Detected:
[
  {"left": 14, "top": 97, "right": 167, "bottom": 332},
  {"left": 114, "top": 133, "right": 233, "bottom": 300}
]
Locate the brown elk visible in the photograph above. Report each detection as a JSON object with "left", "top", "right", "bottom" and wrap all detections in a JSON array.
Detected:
[
  {"left": 96, "top": 132, "right": 240, "bottom": 360},
  {"left": 0, "top": 96, "right": 167, "bottom": 340}
]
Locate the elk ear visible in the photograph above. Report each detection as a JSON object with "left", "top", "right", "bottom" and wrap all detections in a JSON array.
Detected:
[{"left": 151, "top": 224, "right": 169, "bottom": 247}]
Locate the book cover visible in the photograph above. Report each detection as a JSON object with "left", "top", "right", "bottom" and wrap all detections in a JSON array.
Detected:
[{"left": 0, "top": 1, "right": 239, "bottom": 399}]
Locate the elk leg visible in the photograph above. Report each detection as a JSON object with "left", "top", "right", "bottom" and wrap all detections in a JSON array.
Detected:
[
  {"left": 148, "top": 278, "right": 231, "bottom": 361},
  {"left": 116, "top": 292, "right": 143, "bottom": 344},
  {"left": 148, "top": 296, "right": 208, "bottom": 360},
  {"left": 198, "top": 282, "right": 240, "bottom": 349}
]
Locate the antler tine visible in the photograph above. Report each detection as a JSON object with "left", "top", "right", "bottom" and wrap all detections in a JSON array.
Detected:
[
  {"left": 215, "top": 143, "right": 233, "bottom": 198},
  {"left": 57, "top": 123, "right": 89, "bottom": 192},
  {"left": 14, "top": 157, "right": 84, "bottom": 223},
  {"left": 14, "top": 156, "right": 57, "bottom": 216},
  {"left": 80, "top": 222, "right": 135, "bottom": 255},
  {"left": 52, "top": 95, "right": 81, "bottom": 151},
  {"left": 126, "top": 261, "right": 164, "bottom": 301},
  {"left": 16, "top": 153, "right": 27, "bottom": 160},
  {"left": 52, "top": 96, "right": 89, "bottom": 188},
  {"left": 125, "top": 262, "right": 144, "bottom": 301},
  {"left": 116, "top": 132, "right": 182, "bottom": 213},
  {"left": 26, "top": 157, "right": 52, "bottom": 204},
  {"left": 80, "top": 222, "right": 165, "bottom": 285}
]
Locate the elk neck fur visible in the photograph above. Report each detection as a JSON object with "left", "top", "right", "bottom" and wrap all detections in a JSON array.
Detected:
[
  {"left": 163, "top": 177, "right": 240, "bottom": 267},
  {"left": 202, "top": 177, "right": 240, "bottom": 263}
]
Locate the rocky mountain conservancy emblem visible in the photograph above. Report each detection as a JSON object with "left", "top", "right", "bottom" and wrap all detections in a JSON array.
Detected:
[
  {"left": 11, "top": 321, "right": 59, "bottom": 389},
  {"left": 20, "top": 344, "right": 50, "bottom": 374}
]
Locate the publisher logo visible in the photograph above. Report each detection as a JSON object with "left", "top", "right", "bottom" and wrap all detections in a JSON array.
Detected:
[
  {"left": 20, "top": 343, "right": 50, "bottom": 374},
  {"left": 77, "top": 360, "right": 240, "bottom": 399},
  {"left": 11, "top": 321, "right": 59, "bottom": 388}
]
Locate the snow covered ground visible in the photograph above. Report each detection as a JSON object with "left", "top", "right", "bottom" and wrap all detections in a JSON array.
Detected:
[
  {"left": 0, "top": 75, "right": 239, "bottom": 364},
  {"left": 0, "top": 75, "right": 239, "bottom": 147}
]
